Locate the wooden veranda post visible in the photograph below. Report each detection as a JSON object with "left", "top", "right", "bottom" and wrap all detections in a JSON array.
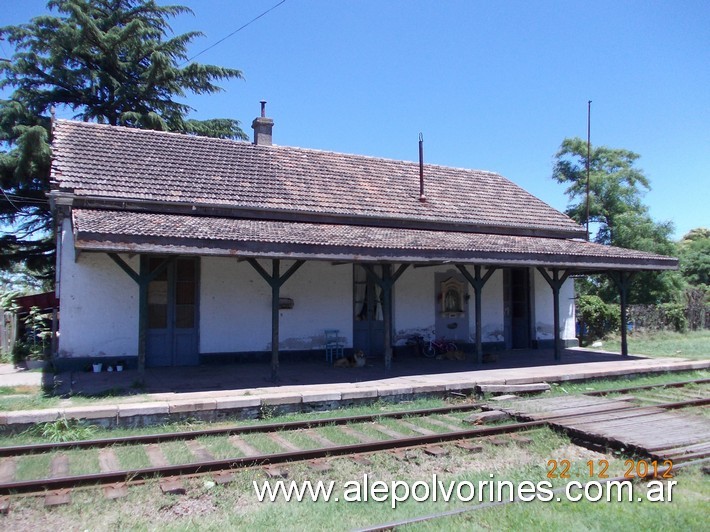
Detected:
[
  {"left": 247, "top": 259, "right": 305, "bottom": 381},
  {"left": 108, "top": 254, "right": 174, "bottom": 376},
  {"left": 362, "top": 264, "right": 409, "bottom": 370},
  {"left": 456, "top": 264, "right": 497, "bottom": 364},
  {"left": 609, "top": 271, "right": 634, "bottom": 357},
  {"left": 536, "top": 267, "right": 571, "bottom": 362}
]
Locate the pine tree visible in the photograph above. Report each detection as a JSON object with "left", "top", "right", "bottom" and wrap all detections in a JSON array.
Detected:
[{"left": 1, "top": 0, "right": 247, "bottom": 283}]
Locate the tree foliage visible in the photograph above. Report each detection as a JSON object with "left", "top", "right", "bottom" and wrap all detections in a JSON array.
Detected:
[
  {"left": 576, "top": 294, "right": 620, "bottom": 343},
  {"left": 552, "top": 137, "right": 680, "bottom": 304},
  {"left": 678, "top": 228, "right": 710, "bottom": 287},
  {"left": 553, "top": 137, "right": 652, "bottom": 245},
  {"left": 1, "top": 0, "right": 247, "bottom": 284}
]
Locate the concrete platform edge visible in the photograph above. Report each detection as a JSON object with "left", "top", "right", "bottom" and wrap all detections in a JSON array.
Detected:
[{"left": 1, "top": 358, "right": 707, "bottom": 433}]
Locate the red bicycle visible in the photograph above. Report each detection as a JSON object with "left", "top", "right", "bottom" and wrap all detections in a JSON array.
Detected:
[{"left": 423, "top": 337, "right": 458, "bottom": 358}]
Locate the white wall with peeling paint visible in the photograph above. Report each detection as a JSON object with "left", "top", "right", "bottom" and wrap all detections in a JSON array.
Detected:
[
  {"left": 478, "top": 269, "right": 506, "bottom": 343},
  {"left": 532, "top": 269, "right": 576, "bottom": 341},
  {"left": 200, "top": 258, "right": 352, "bottom": 353},
  {"left": 57, "top": 236, "right": 577, "bottom": 360},
  {"left": 392, "top": 266, "right": 437, "bottom": 338},
  {"left": 57, "top": 218, "right": 138, "bottom": 358},
  {"left": 393, "top": 266, "right": 505, "bottom": 344}
]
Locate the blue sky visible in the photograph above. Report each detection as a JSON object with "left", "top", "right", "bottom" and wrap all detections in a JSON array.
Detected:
[{"left": 2, "top": 0, "right": 708, "bottom": 239}]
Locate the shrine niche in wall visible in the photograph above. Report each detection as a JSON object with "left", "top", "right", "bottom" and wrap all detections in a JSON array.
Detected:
[{"left": 440, "top": 277, "right": 466, "bottom": 317}]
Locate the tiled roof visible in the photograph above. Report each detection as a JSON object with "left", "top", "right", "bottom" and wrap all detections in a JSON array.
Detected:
[
  {"left": 72, "top": 210, "right": 678, "bottom": 270},
  {"left": 52, "top": 120, "right": 584, "bottom": 237}
]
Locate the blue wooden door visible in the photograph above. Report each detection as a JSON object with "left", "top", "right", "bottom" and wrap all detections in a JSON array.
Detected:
[{"left": 145, "top": 257, "right": 199, "bottom": 367}]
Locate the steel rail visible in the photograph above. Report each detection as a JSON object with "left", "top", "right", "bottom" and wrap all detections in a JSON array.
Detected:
[
  {"left": 511, "top": 397, "right": 710, "bottom": 421},
  {"left": 583, "top": 377, "right": 710, "bottom": 396},
  {"left": 0, "top": 421, "right": 545, "bottom": 495},
  {"left": 4, "top": 376, "right": 706, "bottom": 458},
  {"left": 0, "top": 403, "right": 484, "bottom": 457},
  {"left": 1, "top": 377, "right": 706, "bottom": 459},
  {"left": 2, "top": 397, "right": 707, "bottom": 496}
]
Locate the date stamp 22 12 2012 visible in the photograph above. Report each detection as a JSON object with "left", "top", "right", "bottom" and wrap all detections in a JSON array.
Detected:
[{"left": 546, "top": 459, "right": 674, "bottom": 480}]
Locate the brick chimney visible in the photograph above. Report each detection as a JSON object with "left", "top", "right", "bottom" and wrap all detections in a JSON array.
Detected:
[{"left": 252, "top": 100, "right": 273, "bottom": 146}]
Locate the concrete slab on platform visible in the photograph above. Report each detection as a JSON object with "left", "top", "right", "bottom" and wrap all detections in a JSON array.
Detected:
[
  {"left": 168, "top": 399, "right": 217, "bottom": 414},
  {"left": 340, "top": 387, "right": 379, "bottom": 400},
  {"left": 377, "top": 385, "right": 414, "bottom": 397},
  {"left": 3, "top": 408, "right": 61, "bottom": 425},
  {"left": 301, "top": 391, "right": 342, "bottom": 403},
  {"left": 62, "top": 405, "right": 119, "bottom": 421},
  {"left": 118, "top": 401, "right": 169, "bottom": 418},
  {"left": 260, "top": 393, "right": 303, "bottom": 406},
  {"left": 213, "top": 396, "right": 262, "bottom": 410}
]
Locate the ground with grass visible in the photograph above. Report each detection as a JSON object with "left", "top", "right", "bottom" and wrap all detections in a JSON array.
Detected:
[
  {"left": 0, "top": 376, "right": 708, "bottom": 531},
  {"left": 8, "top": 423, "right": 698, "bottom": 532},
  {"left": 589, "top": 329, "right": 710, "bottom": 360}
]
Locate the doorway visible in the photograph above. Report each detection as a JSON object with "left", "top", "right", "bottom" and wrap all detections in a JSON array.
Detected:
[
  {"left": 353, "top": 265, "right": 385, "bottom": 357},
  {"left": 504, "top": 268, "right": 531, "bottom": 349},
  {"left": 144, "top": 257, "right": 199, "bottom": 367}
]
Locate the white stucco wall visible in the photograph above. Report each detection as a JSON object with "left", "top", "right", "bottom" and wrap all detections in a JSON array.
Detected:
[
  {"left": 532, "top": 269, "right": 576, "bottom": 341},
  {"left": 57, "top": 227, "right": 577, "bottom": 360},
  {"left": 392, "top": 266, "right": 436, "bottom": 338},
  {"left": 477, "top": 269, "right": 505, "bottom": 343},
  {"left": 393, "top": 266, "right": 504, "bottom": 344},
  {"left": 200, "top": 258, "right": 352, "bottom": 353},
  {"left": 57, "top": 218, "right": 139, "bottom": 358}
]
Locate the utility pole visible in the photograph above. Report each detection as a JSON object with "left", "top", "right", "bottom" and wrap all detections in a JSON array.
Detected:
[{"left": 586, "top": 100, "right": 592, "bottom": 241}]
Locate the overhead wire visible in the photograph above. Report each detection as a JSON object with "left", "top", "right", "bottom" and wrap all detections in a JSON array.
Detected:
[
  {"left": 1, "top": 188, "right": 22, "bottom": 211},
  {"left": 0, "top": 36, "right": 10, "bottom": 62},
  {"left": 0, "top": 4, "right": 288, "bottom": 211},
  {"left": 1, "top": 189, "right": 49, "bottom": 211},
  {"left": 181, "top": 0, "right": 288, "bottom": 65}
]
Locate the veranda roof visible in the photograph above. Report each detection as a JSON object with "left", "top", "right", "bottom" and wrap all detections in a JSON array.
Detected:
[{"left": 72, "top": 209, "right": 677, "bottom": 271}]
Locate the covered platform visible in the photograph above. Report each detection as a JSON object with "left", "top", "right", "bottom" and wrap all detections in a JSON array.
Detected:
[{"left": 54, "top": 347, "right": 697, "bottom": 397}]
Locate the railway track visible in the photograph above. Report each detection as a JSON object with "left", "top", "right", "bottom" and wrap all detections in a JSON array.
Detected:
[
  {"left": 0, "top": 377, "right": 707, "bottom": 502},
  {"left": 582, "top": 377, "right": 710, "bottom": 397}
]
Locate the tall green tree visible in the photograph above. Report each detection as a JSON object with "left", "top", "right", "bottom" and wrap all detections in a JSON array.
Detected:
[
  {"left": 552, "top": 137, "right": 681, "bottom": 304},
  {"left": 553, "top": 137, "right": 652, "bottom": 245},
  {"left": 1, "top": 0, "right": 247, "bottom": 284}
]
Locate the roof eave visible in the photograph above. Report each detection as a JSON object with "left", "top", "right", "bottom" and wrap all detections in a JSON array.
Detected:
[
  {"left": 73, "top": 233, "right": 678, "bottom": 272},
  {"left": 64, "top": 193, "right": 587, "bottom": 240}
]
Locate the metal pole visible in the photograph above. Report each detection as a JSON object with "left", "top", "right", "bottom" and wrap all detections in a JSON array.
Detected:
[
  {"left": 418, "top": 133, "right": 426, "bottom": 202},
  {"left": 586, "top": 100, "right": 592, "bottom": 241}
]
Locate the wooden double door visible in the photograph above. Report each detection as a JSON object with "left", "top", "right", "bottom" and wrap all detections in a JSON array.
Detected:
[{"left": 144, "top": 257, "right": 199, "bottom": 367}]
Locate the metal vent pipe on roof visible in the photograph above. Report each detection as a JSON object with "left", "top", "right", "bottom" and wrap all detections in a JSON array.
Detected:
[{"left": 419, "top": 133, "right": 426, "bottom": 202}]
